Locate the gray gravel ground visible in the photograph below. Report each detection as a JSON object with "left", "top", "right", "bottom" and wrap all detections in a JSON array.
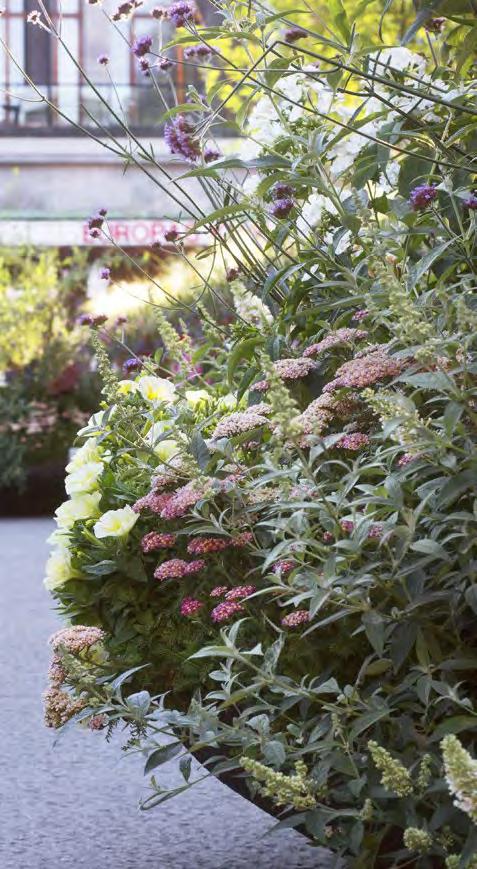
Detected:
[{"left": 0, "top": 518, "right": 336, "bottom": 869}]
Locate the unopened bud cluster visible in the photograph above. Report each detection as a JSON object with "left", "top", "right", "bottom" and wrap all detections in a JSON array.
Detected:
[{"left": 240, "top": 756, "right": 316, "bottom": 810}]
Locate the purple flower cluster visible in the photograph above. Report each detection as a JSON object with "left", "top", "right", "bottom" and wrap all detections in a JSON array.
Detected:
[
  {"left": 184, "top": 45, "right": 212, "bottom": 61},
  {"left": 88, "top": 208, "right": 107, "bottom": 238},
  {"left": 284, "top": 27, "right": 306, "bottom": 43},
  {"left": 270, "top": 197, "right": 295, "bottom": 219},
  {"left": 77, "top": 313, "right": 108, "bottom": 328},
  {"left": 112, "top": 0, "right": 142, "bottom": 21},
  {"left": 140, "top": 531, "right": 177, "bottom": 553},
  {"left": 254, "top": 357, "right": 316, "bottom": 392},
  {"left": 164, "top": 115, "right": 200, "bottom": 161},
  {"left": 211, "top": 601, "right": 244, "bottom": 623},
  {"left": 281, "top": 610, "right": 309, "bottom": 628},
  {"left": 352, "top": 309, "right": 369, "bottom": 322},
  {"left": 303, "top": 328, "right": 368, "bottom": 358},
  {"left": 132, "top": 35, "right": 153, "bottom": 57},
  {"left": 154, "top": 558, "right": 205, "bottom": 581},
  {"left": 97, "top": 54, "right": 109, "bottom": 66},
  {"left": 123, "top": 356, "right": 142, "bottom": 372},
  {"left": 409, "top": 184, "right": 438, "bottom": 211},
  {"left": 398, "top": 452, "right": 418, "bottom": 467},
  {"left": 180, "top": 597, "right": 203, "bottom": 616},
  {"left": 226, "top": 266, "right": 241, "bottom": 282},
  {"left": 464, "top": 194, "right": 477, "bottom": 210},
  {"left": 169, "top": 1, "right": 196, "bottom": 27},
  {"left": 100, "top": 267, "right": 110, "bottom": 280},
  {"left": 49, "top": 625, "right": 104, "bottom": 654},
  {"left": 203, "top": 143, "right": 221, "bottom": 163}
]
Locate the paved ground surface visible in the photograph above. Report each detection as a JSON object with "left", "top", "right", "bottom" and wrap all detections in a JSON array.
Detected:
[{"left": 0, "top": 519, "right": 336, "bottom": 869}]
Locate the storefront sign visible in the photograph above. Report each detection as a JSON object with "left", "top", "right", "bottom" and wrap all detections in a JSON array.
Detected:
[{"left": 0, "top": 219, "right": 205, "bottom": 247}]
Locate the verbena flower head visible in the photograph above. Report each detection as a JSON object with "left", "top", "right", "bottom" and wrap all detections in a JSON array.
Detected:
[
  {"left": 270, "top": 197, "right": 295, "bottom": 218},
  {"left": 123, "top": 356, "right": 142, "bottom": 372},
  {"left": 160, "top": 481, "right": 209, "bottom": 519},
  {"left": 225, "top": 584, "right": 256, "bottom": 601},
  {"left": 100, "top": 267, "right": 110, "bottom": 280},
  {"left": 211, "top": 601, "right": 244, "bottom": 622},
  {"left": 97, "top": 54, "right": 109, "bottom": 65},
  {"left": 272, "top": 559, "right": 296, "bottom": 576},
  {"left": 281, "top": 610, "right": 309, "bottom": 627},
  {"left": 140, "top": 531, "right": 177, "bottom": 552},
  {"left": 164, "top": 115, "right": 200, "bottom": 161},
  {"left": 169, "top": 1, "right": 196, "bottom": 26},
  {"left": 154, "top": 558, "right": 205, "bottom": 581},
  {"left": 409, "top": 184, "right": 438, "bottom": 211},
  {"left": 464, "top": 193, "right": 477, "bottom": 210},
  {"left": 203, "top": 143, "right": 220, "bottom": 163},
  {"left": 180, "top": 597, "right": 203, "bottom": 616},
  {"left": 284, "top": 27, "right": 306, "bottom": 43},
  {"left": 132, "top": 35, "right": 153, "bottom": 57}
]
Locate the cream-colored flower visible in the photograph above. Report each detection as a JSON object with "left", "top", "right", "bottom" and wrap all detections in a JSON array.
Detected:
[
  {"left": 185, "top": 389, "right": 210, "bottom": 409},
  {"left": 66, "top": 439, "right": 103, "bottom": 473},
  {"left": 44, "top": 547, "right": 75, "bottom": 591},
  {"left": 138, "top": 375, "right": 176, "bottom": 404},
  {"left": 55, "top": 492, "right": 102, "bottom": 529},
  {"left": 65, "top": 461, "right": 104, "bottom": 496},
  {"left": 117, "top": 379, "right": 139, "bottom": 396},
  {"left": 93, "top": 505, "right": 138, "bottom": 539},
  {"left": 154, "top": 438, "right": 181, "bottom": 462}
]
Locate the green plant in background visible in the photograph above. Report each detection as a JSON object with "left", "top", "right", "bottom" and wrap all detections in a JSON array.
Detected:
[{"left": 18, "top": 0, "right": 477, "bottom": 864}]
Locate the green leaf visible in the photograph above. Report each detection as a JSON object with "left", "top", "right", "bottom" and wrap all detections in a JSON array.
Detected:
[
  {"left": 188, "top": 645, "right": 234, "bottom": 659},
  {"left": 410, "top": 539, "right": 450, "bottom": 560},
  {"left": 227, "top": 336, "right": 263, "bottom": 385},
  {"left": 159, "top": 103, "right": 205, "bottom": 124},
  {"left": 350, "top": 707, "right": 390, "bottom": 740},
  {"left": 144, "top": 742, "right": 183, "bottom": 774},
  {"left": 362, "top": 611, "right": 385, "bottom": 656},
  {"left": 431, "top": 715, "right": 477, "bottom": 741},
  {"left": 179, "top": 756, "right": 192, "bottom": 782},
  {"left": 83, "top": 559, "right": 117, "bottom": 576},
  {"left": 126, "top": 690, "right": 151, "bottom": 714},
  {"left": 264, "top": 740, "right": 286, "bottom": 767},
  {"left": 465, "top": 586, "right": 477, "bottom": 615},
  {"left": 407, "top": 240, "right": 453, "bottom": 289},
  {"left": 189, "top": 430, "right": 210, "bottom": 471},
  {"left": 110, "top": 664, "right": 150, "bottom": 693}
]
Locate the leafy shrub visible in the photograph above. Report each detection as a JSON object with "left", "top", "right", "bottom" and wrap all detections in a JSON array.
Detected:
[{"left": 37, "top": 1, "right": 477, "bottom": 866}]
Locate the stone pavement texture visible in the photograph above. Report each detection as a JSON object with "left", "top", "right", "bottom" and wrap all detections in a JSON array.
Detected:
[{"left": 0, "top": 519, "right": 337, "bottom": 869}]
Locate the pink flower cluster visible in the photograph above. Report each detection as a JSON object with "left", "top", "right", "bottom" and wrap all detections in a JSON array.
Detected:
[
  {"left": 187, "top": 536, "right": 231, "bottom": 555},
  {"left": 323, "top": 350, "right": 404, "bottom": 392},
  {"left": 211, "top": 601, "right": 244, "bottom": 623},
  {"left": 49, "top": 625, "right": 104, "bottom": 654},
  {"left": 154, "top": 558, "right": 205, "bottom": 581},
  {"left": 272, "top": 559, "right": 296, "bottom": 576},
  {"left": 254, "top": 357, "right": 316, "bottom": 392},
  {"left": 336, "top": 432, "right": 370, "bottom": 450},
  {"left": 180, "top": 597, "right": 204, "bottom": 616},
  {"left": 225, "top": 585, "right": 256, "bottom": 601},
  {"left": 281, "top": 610, "right": 310, "bottom": 628},
  {"left": 340, "top": 520, "right": 384, "bottom": 539},
  {"left": 210, "top": 585, "right": 229, "bottom": 598},
  {"left": 398, "top": 452, "right": 418, "bottom": 467},
  {"left": 212, "top": 410, "right": 269, "bottom": 440},
  {"left": 141, "top": 531, "right": 177, "bottom": 553},
  {"left": 303, "top": 328, "right": 368, "bottom": 358},
  {"left": 160, "top": 481, "right": 209, "bottom": 519},
  {"left": 133, "top": 491, "right": 174, "bottom": 514}
]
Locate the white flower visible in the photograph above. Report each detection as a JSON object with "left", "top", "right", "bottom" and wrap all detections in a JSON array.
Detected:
[
  {"left": 65, "top": 461, "right": 104, "bottom": 496},
  {"left": 93, "top": 505, "right": 138, "bottom": 539},
  {"left": 154, "top": 438, "right": 181, "bottom": 462},
  {"left": 377, "top": 161, "right": 400, "bottom": 195},
  {"left": 243, "top": 173, "right": 261, "bottom": 197},
  {"left": 138, "top": 375, "right": 176, "bottom": 404},
  {"left": 55, "top": 492, "right": 102, "bottom": 528},
  {"left": 185, "top": 389, "right": 210, "bottom": 409},
  {"left": 44, "top": 547, "right": 75, "bottom": 590},
  {"left": 66, "top": 439, "right": 103, "bottom": 473},
  {"left": 77, "top": 409, "right": 111, "bottom": 439},
  {"left": 371, "top": 47, "right": 426, "bottom": 76},
  {"left": 117, "top": 379, "right": 139, "bottom": 395},
  {"left": 297, "top": 193, "right": 338, "bottom": 235},
  {"left": 231, "top": 281, "right": 273, "bottom": 327}
]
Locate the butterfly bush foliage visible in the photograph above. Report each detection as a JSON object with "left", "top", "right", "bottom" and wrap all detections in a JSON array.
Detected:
[{"left": 39, "top": 1, "right": 477, "bottom": 865}]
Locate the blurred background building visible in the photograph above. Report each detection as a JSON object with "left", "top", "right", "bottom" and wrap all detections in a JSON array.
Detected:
[{"left": 0, "top": 0, "right": 220, "bottom": 246}]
